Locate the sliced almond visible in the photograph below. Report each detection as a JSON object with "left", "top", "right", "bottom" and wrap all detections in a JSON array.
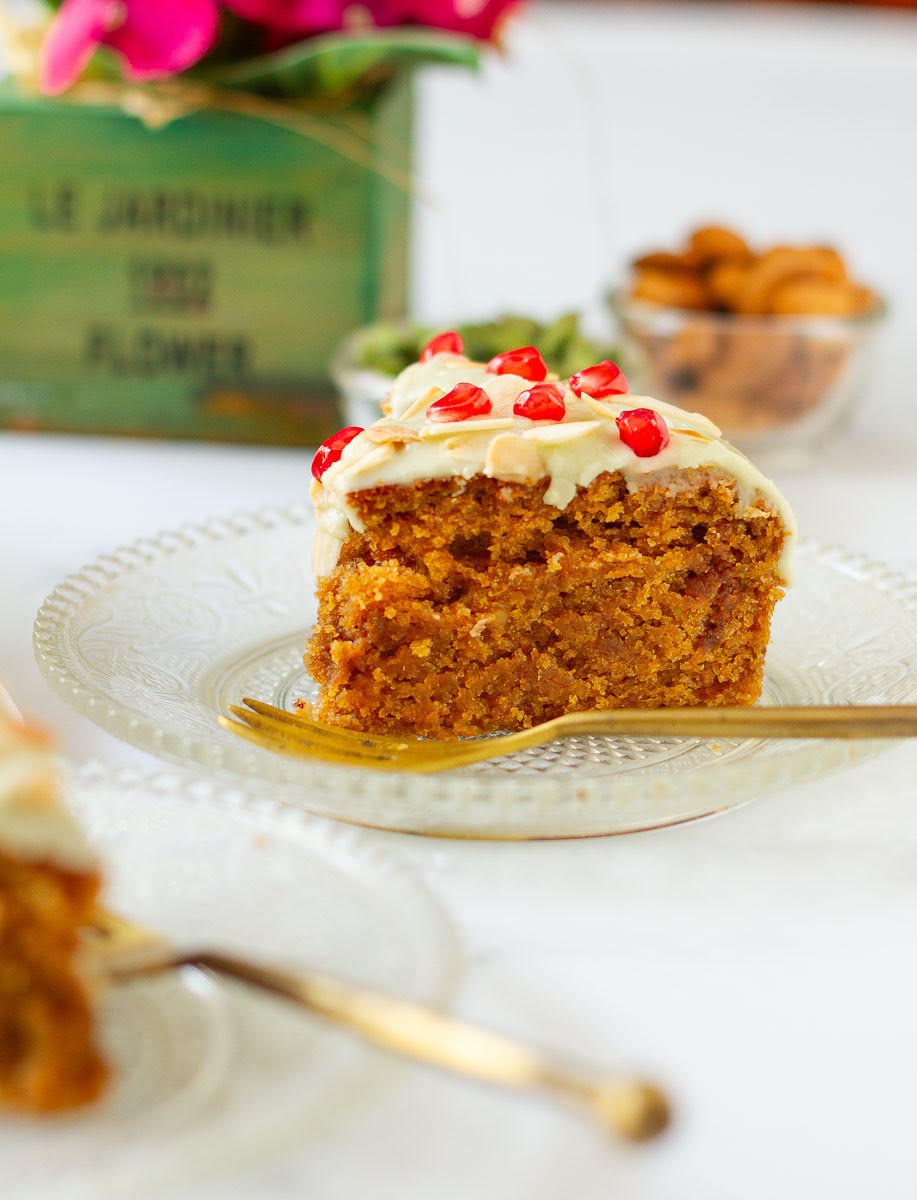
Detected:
[
  {"left": 445, "top": 433, "right": 491, "bottom": 465},
  {"left": 672, "top": 428, "right": 711, "bottom": 443},
  {"left": 524, "top": 419, "right": 603, "bottom": 445},
  {"left": 335, "top": 442, "right": 398, "bottom": 481},
  {"left": 482, "top": 374, "right": 528, "bottom": 417},
  {"left": 582, "top": 395, "right": 620, "bottom": 422},
  {"left": 422, "top": 417, "right": 516, "bottom": 439},
  {"left": 484, "top": 433, "right": 546, "bottom": 483},
  {"left": 398, "top": 386, "right": 446, "bottom": 422},
  {"left": 363, "top": 422, "right": 421, "bottom": 445}
]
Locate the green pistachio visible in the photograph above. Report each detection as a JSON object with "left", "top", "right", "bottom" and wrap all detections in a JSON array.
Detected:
[{"left": 355, "top": 314, "right": 619, "bottom": 379}]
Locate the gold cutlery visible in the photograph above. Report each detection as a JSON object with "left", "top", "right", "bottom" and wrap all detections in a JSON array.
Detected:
[
  {"left": 220, "top": 698, "right": 917, "bottom": 773},
  {"left": 87, "top": 907, "right": 670, "bottom": 1143}
]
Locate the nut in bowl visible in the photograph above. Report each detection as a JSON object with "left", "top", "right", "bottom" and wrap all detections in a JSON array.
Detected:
[{"left": 611, "top": 226, "right": 887, "bottom": 465}]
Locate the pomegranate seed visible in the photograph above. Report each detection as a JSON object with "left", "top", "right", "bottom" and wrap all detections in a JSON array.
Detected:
[
  {"left": 420, "top": 330, "right": 463, "bottom": 362},
  {"left": 569, "top": 360, "right": 629, "bottom": 399},
  {"left": 615, "top": 408, "right": 670, "bottom": 457},
  {"left": 514, "top": 383, "right": 566, "bottom": 421},
  {"left": 486, "top": 346, "right": 548, "bottom": 383},
  {"left": 311, "top": 426, "right": 363, "bottom": 480},
  {"left": 427, "top": 382, "right": 492, "bottom": 423}
]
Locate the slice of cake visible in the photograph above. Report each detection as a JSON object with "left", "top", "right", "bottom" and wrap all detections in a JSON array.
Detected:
[
  {"left": 307, "top": 334, "right": 795, "bottom": 739},
  {"left": 0, "top": 714, "right": 108, "bottom": 1113}
]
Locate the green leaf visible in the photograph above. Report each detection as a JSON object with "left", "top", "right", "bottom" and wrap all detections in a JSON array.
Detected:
[{"left": 198, "top": 28, "right": 480, "bottom": 100}]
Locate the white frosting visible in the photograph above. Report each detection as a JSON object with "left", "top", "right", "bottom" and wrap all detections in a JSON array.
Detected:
[
  {"left": 0, "top": 718, "right": 97, "bottom": 873},
  {"left": 313, "top": 353, "right": 796, "bottom": 582}
]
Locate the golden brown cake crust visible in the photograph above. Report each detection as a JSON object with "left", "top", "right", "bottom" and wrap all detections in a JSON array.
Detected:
[
  {"left": 0, "top": 851, "right": 108, "bottom": 1114},
  {"left": 306, "top": 468, "right": 788, "bottom": 739}
]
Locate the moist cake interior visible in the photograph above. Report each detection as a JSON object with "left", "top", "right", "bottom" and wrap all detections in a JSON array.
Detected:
[{"left": 307, "top": 468, "right": 787, "bottom": 738}]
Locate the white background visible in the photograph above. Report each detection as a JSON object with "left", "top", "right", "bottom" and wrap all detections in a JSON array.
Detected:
[
  {"left": 2, "top": 3, "right": 917, "bottom": 1198},
  {"left": 414, "top": 1, "right": 917, "bottom": 410}
]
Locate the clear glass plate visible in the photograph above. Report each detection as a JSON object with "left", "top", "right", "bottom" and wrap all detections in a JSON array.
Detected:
[
  {"left": 34, "top": 506, "right": 917, "bottom": 839},
  {"left": 1, "top": 764, "right": 457, "bottom": 1199}
]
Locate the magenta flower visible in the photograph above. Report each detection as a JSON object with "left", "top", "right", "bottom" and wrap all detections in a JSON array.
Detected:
[
  {"left": 223, "top": 1, "right": 411, "bottom": 33},
  {"left": 39, "top": 0, "right": 220, "bottom": 95},
  {"left": 405, "top": 0, "right": 523, "bottom": 40},
  {"left": 222, "top": 0, "right": 520, "bottom": 39}
]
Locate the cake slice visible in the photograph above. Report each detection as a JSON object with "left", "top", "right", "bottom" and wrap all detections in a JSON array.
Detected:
[
  {"left": 307, "top": 336, "right": 795, "bottom": 739},
  {"left": 0, "top": 714, "right": 108, "bottom": 1113}
]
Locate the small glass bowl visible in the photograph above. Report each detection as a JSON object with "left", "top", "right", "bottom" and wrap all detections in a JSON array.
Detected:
[
  {"left": 610, "top": 289, "right": 887, "bottom": 467},
  {"left": 329, "top": 324, "right": 405, "bottom": 428}
]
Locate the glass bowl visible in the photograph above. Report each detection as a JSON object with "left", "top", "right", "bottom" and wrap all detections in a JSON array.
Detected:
[
  {"left": 329, "top": 323, "right": 406, "bottom": 428},
  {"left": 610, "top": 289, "right": 887, "bottom": 467}
]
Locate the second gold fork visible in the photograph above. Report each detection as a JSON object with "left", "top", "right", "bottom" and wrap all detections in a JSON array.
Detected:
[{"left": 88, "top": 906, "right": 670, "bottom": 1143}]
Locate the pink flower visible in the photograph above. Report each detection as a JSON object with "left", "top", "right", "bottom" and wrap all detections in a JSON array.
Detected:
[
  {"left": 223, "top": 1, "right": 410, "bottom": 33},
  {"left": 39, "top": 0, "right": 220, "bottom": 95},
  {"left": 225, "top": 1, "right": 342, "bottom": 33},
  {"left": 222, "top": 0, "right": 521, "bottom": 39},
  {"left": 405, "top": 0, "right": 523, "bottom": 40}
]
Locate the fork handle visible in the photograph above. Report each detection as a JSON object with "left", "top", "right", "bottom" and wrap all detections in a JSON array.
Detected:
[
  {"left": 111, "top": 948, "right": 669, "bottom": 1142},
  {"left": 557, "top": 705, "right": 917, "bottom": 740}
]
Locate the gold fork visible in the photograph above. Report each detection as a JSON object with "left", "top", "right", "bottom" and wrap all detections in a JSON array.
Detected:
[
  {"left": 220, "top": 698, "right": 917, "bottom": 773},
  {"left": 87, "top": 907, "right": 670, "bottom": 1142}
]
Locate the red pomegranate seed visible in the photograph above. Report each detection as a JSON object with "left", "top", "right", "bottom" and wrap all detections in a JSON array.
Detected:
[
  {"left": 615, "top": 408, "right": 670, "bottom": 457},
  {"left": 427, "top": 382, "right": 492, "bottom": 423},
  {"left": 486, "top": 346, "right": 548, "bottom": 383},
  {"left": 420, "top": 330, "right": 464, "bottom": 362},
  {"left": 569, "top": 360, "right": 629, "bottom": 399},
  {"left": 514, "top": 383, "right": 566, "bottom": 421},
  {"left": 311, "top": 426, "right": 364, "bottom": 480}
]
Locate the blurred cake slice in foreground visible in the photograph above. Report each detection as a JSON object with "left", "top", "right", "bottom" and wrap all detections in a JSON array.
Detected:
[{"left": 0, "top": 713, "right": 108, "bottom": 1114}]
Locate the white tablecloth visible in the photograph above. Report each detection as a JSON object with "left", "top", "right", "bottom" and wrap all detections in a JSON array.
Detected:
[{"left": 3, "top": 4, "right": 917, "bottom": 1197}]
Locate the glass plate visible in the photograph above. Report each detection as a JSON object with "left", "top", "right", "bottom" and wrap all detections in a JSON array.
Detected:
[
  {"left": 1, "top": 764, "right": 457, "bottom": 1199},
  {"left": 34, "top": 506, "right": 917, "bottom": 839}
]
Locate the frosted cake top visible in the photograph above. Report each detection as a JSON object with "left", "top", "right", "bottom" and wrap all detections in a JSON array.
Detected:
[{"left": 310, "top": 338, "right": 796, "bottom": 582}]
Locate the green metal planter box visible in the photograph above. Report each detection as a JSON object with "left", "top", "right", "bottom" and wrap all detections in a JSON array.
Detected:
[{"left": 0, "top": 79, "right": 411, "bottom": 445}]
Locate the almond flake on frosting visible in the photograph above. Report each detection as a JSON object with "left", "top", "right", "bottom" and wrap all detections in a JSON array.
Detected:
[
  {"left": 523, "top": 420, "right": 602, "bottom": 444},
  {"left": 335, "top": 442, "right": 398, "bottom": 481},
  {"left": 444, "top": 433, "right": 491, "bottom": 465},
  {"left": 398, "top": 386, "right": 446, "bottom": 422},
  {"left": 364, "top": 423, "right": 421, "bottom": 445},
  {"left": 421, "top": 417, "right": 516, "bottom": 440},
  {"left": 481, "top": 375, "right": 530, "bottom": 416},
  {"left": 582, "top": 395, "right": 625, "bottom": 423},
  {"left": 484, "top": 433, "right": 546, "bottom": 484},
  {"left": 582, "top": 392, "right": 722, "bottom": 439}
]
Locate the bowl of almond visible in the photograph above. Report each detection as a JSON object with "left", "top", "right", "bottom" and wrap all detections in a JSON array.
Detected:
[{"left": 610, "top": 225, "right": 886, "bottom": 464}]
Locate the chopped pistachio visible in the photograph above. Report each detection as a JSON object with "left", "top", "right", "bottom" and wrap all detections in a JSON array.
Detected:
[{"left": 354, "top": 314, "right": 620, "bottom": 381}]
